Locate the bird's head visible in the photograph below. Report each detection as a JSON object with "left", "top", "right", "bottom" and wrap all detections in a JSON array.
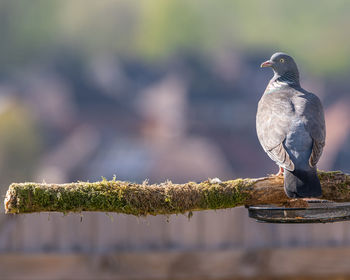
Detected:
[{"left": 260, "top": 52, "right": 299, "bottom": 78}]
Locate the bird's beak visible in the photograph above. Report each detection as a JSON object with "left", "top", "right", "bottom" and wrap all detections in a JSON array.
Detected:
[{"left": 260, "top": 60, "right": 273, "bottom": 68}]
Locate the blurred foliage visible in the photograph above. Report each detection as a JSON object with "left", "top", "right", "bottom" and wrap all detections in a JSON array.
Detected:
[
  {"left": 0, "top": 1, "right": 60, "bottom": 69},
  {"left": 0, "top": 98, "right": 41, "bottom": 191},
  {"left": 0, "top": 0, "right": 349, "bottom": 75}
]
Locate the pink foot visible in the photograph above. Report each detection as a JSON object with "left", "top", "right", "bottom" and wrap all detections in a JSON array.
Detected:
[{"left": 276, "top": 167, "right": 284, "bottom": 176}]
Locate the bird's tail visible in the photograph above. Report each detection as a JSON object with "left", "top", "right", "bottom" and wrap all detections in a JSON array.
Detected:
[{"left": 284, "top": 168, "right": 322, "bottom": 198}]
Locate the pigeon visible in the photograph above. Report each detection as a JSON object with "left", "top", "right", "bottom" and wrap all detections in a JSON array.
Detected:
[{"left": 256, "top": 52, "right": 325, "bottom": 198}]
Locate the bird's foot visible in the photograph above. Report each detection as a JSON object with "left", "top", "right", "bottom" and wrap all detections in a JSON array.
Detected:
[{"left": 275, "top": 167, "right": 284, "bottom": 176}]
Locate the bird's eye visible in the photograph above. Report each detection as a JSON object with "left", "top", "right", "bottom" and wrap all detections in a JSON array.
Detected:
[{"left": 280, "top": 58, "right": 285, "bottom": 63}]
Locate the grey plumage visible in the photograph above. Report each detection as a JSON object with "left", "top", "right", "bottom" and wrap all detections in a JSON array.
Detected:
[{"left": 257, "top": 52, "right": 325, "bottom": 198}]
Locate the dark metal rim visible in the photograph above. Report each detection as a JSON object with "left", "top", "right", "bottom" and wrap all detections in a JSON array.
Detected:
[
  {"left": 250, "top": 216, "right": 350, "bottom": 224},
  {"left": 247, "top": 201, "right": 350, "bottom": 224},
  {"left": 248, "top": 202, "right": 350, "bottom": 211}
]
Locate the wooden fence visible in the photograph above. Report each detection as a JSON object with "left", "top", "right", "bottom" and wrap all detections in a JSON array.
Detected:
[{"left": 1, "top": 208, "right": 350, "bottom": 279}]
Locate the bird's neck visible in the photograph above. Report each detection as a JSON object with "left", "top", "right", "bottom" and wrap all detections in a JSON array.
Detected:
[{"left": 271, "top": 71, "right": 300, "bottom": 88}]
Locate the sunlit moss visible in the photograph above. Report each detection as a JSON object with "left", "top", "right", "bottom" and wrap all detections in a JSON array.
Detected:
[
  {"left": 5, "top": 178, "right": 253, "bottom": 215},
  {"left": 5, "top": 171, "right": 350, "bottom": 215}
]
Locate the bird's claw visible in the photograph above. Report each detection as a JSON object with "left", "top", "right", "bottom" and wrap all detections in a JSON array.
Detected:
[{"left": 275, "top": 167, "right": 284, "bottom": 176}]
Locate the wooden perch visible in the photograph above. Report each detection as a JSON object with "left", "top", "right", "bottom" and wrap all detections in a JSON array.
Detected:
[{"left": 4, "top": 171, "right": 350, "bottom": 215}]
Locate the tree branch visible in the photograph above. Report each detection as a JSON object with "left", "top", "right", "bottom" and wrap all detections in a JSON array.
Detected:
[{"left": 4, "top": 171, "right": 350, "bottom": 215}]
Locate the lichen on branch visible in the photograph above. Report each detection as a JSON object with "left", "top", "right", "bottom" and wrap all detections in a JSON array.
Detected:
[{"left": 4, "top": 171, "right": 350, "bottom": 215}]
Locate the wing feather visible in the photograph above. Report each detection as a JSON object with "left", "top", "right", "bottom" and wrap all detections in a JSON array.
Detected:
[
  {"left": 266, "top": 142, "right": 295, "bottom": 170},
  {"left": 303, "top": 92, "right": 326, "bottom": 167},
  {"left": 256, "top": 90, "right": 295, "bottom": 171}
]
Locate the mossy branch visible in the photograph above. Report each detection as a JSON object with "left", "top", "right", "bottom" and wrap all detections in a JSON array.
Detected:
[{"left": 4, "top": 171, "right": 350, "bottom": 215}]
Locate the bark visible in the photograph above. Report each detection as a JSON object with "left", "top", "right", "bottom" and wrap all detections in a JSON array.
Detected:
[{"left": 4, "top": 171, "right": 350, "bottom": 215}]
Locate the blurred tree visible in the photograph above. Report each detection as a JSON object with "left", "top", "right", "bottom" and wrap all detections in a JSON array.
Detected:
[
  {"left": 0, "top": 96, "right": 41, "bottom": 196},
  {"left": 0, "top": 0, "right": 60, "bottom": 70},
  {"left": 0, "top": 0, "right": 349, "bottom": 75}
]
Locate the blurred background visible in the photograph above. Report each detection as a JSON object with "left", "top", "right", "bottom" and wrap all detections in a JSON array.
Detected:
[{"left": 0, "top": 0, "right": 350, "bottom": 279}]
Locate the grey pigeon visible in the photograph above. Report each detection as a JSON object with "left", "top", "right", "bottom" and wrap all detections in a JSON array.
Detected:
[{"left": 257, "top": 52, "right": 325, "bottom": 198}]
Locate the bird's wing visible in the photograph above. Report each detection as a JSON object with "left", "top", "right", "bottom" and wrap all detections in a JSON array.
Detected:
[
  {"left": 309, "top": 140, "right": 324, "bottom": 167},
  {"left": 303, "top": 92, "right": 326, "bottom": 167},
  {"left": 256, "top": 91, "right": 295, "bottom": 171}
]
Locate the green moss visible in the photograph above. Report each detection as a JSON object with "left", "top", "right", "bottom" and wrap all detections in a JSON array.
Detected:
[
  {"left": 199, "top": 178, "right": 250, "bottom": 210},
  {"left": 6, "top": 177, "right": 254, "bottom": 215},
  {"left": 8, "top": 181, "right": 137, "bottom": 214},
  {"left": 6, "top": 171, "right": 348, "bottom": 215},
  {"left": 316, "top": 171, "right": 350, "bottom": 195},
  {"left": 318, "top": 170, "right": 343, "bottom": 180}
]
